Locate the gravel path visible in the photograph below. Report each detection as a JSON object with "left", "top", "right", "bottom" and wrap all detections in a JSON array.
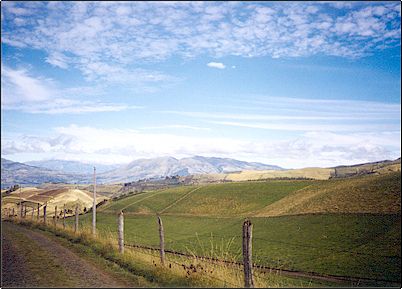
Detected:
[{"left": 2, "top": 222, "right": 133, "bottom": 288}]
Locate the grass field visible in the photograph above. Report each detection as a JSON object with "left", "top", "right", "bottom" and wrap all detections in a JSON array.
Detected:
[{"left": 64, "top": 172, "right": 401, "bottom": 285}]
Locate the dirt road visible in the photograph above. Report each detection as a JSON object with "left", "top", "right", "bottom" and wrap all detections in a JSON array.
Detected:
[{"left": 1, "top": 222, "right": 147, "bottom": 288}]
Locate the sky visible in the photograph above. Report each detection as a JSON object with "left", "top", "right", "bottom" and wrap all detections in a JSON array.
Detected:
[{"left": 1, "top": 1, "right": 401, "bottom": 169}]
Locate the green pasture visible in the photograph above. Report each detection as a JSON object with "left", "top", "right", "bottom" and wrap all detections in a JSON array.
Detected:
[{"left": 68, "top": 212, "right": 401, "bottom": 283}]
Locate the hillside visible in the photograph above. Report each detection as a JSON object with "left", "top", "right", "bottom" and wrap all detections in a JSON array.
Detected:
[
  {"left": 2, "top": 186, "right": 107, "bottom": 217},
  {"left": 102, "top": 170, "right": 400, "bottom": 218},
  {"left": 331, "top": 158, "right": 401, "bottom": 178},
  {"left": 254, "top": 171, "right": 401, "bottom": 217},
  {"left": 101, "top": 180, "right": 315, "bottom": 217}
]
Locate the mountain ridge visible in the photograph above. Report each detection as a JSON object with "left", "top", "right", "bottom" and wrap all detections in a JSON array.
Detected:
[{"left": 1, "top": 156, "right": 283, "bottom": 187}]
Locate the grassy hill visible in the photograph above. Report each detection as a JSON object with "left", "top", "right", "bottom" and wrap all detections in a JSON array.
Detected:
[
  {"left": 254, "top": 171, "right": 401, "bottom": 217},
  {"left": 101, "top": 180, "right": 315, "bottom": 217}
]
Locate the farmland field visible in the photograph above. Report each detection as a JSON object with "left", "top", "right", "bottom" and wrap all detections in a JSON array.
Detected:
[{"left": 66, "top": 172, "right": 401, "bottom": 285}]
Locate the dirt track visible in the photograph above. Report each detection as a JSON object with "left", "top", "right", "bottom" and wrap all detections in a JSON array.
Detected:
[{"left": 1, "top": 222, "right": 137, "bottom": 288}]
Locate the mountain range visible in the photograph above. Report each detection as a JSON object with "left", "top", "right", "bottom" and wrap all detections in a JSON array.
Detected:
[
  {"left": 1, "top": 158, "right": 85, "bottom": 188},
  {"left": 26, "top": 160, "right": 120, "bottom": 174},
  {"left": 1, "top": 156, "right": 283, "bottom": 188}
]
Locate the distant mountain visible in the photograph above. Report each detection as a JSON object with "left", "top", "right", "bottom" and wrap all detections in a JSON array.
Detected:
[
  {"left": 25, "top": 160, "right": 120, "bottom": 174},
  {"left": 97, "top": 156, "right": 283, "bottom": 183},
  {"left": 1, "top": 158, "right": 86, "bottom": 189}
]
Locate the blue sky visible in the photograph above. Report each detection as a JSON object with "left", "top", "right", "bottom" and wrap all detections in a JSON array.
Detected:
[{"left": 1, "top": 1, "right": 401, "bottom": 168}]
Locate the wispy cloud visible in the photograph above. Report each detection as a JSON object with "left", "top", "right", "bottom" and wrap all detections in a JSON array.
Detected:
[
  {"left": 2, "top": 125, "right": 400, "bottom": 168},
  {"left": 139, "top": 125, "right": 211, "bottom": 131},
  {"left": 1, "top": 65, "right": 136, "bottom": 114},
  {"left": 208, "top": 120, "right": 398, "bottom": 133},
  {"left": 207, "top": 62, "right": 225, "bottom": 69}
]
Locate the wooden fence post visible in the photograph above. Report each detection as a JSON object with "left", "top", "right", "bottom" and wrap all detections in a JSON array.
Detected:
[
  {"left": 157, "top": 215, "right": 165, "bottom": 265},
  {"left": 74, "top": 205, "right": 79, "bottom": 233},
  {"left": 43, "top": 204, "right": 47, "bottom": 225},
  {"left": 20, "top": 202, "right": 23, "bottom": 218},
  {"left": 24, "top": 205, "right": 27, "bottom": 218},
  {"left": 54, "top": 206, "right": 57, "bottom": 228},
  {"left": 12, "top": 208, "right": 15, "bottom": 218},
  {"left": 63, "top": 204, "right": 66, "bottom": 229},
  {"left": 243, "top": 219, "right": 254, "bottom": 288},
  {"left": 92, "top": 167, "right": 97, "bottom": 237},
  {"left": 118, "top": 211, "right": 124, "bottom": 254},
  {"left": 37, "top": 203, "right": 40, "bottom": 221}
]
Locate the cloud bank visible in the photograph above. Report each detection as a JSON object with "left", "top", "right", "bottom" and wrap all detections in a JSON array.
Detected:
[{"left": 2, "top": 124, "right": 400, "bottom": 168}]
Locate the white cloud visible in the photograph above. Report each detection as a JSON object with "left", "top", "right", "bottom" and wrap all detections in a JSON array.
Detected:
[
  {"left": 45, "top": 52, "right": 70, "bottom": 69},
  {"left": 1, "top": 65, "right": 136, "bottom": 114},
  {"left": 207, "top": 62, "right": 226, "bottom": 69},
  {"left": 1, "top": 125, "right": 400, "bottom": 168}
]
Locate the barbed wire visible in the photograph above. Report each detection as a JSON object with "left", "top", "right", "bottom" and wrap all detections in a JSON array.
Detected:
[{"left": 124, "top": 243, "right": 240, "bottom": 287}]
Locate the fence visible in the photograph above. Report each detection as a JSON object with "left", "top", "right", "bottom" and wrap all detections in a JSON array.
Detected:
[{"left": 2, "top": 206, "right": 400, "bottom": 287}]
